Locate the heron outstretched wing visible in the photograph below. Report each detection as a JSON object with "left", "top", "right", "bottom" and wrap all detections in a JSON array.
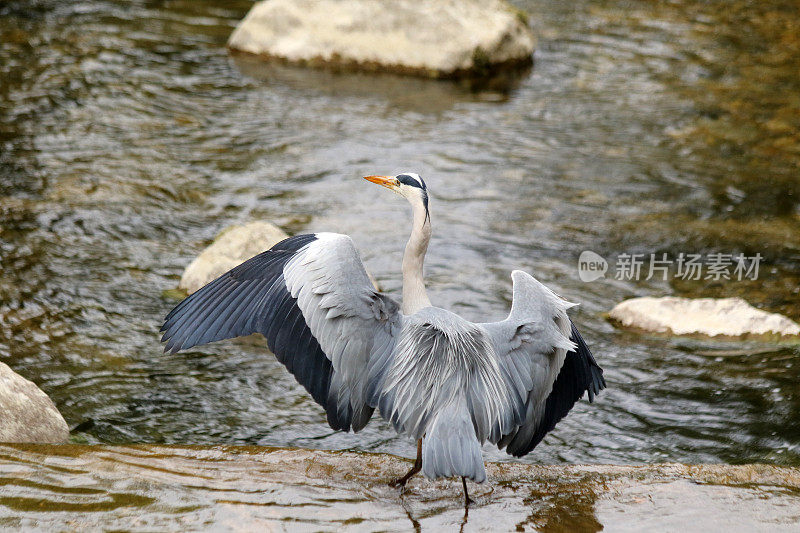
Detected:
[
  {"left": 161, "top": 232, "right": 402, "bottom": 432},
  {"left": 480, "top": 270, "right": 605, "bottom": 457}
]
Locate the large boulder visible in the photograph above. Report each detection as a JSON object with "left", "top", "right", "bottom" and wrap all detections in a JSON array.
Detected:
[
  {"left": 179, "top": 221, "right": 289, "bottom": 295},
  {"left": 227, "top": 0, "right": 535, "bottom": 78},
  {"left": 0, "top": 362, "right": 69, "bottom": 443},
  {"left": 608, "top": 296, "right": 800, "bottom": 339}
]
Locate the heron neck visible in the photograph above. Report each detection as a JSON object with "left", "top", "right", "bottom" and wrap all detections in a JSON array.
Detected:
[{"left": 401, "top": 202, "right": 431, "bottom": 315}]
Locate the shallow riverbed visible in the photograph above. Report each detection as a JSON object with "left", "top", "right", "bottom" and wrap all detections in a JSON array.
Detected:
[
  {"left": 1, "top": 0, "right": 799, "bottom": 471},
  {"left": 1, "top": 445, "right": 799, "bottom": 531}
]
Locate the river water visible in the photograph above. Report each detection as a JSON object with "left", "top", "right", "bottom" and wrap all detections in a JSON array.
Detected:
[
  {"left": 2, "top": 445, "right": 799, "bottom": 531},
  {"left": 1, "top": 0, "right": 799, "bottom": 472}
]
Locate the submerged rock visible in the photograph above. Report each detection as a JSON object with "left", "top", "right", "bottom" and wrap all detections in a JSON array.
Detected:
[
  {"left": 179, "top": 222, "right": 289, "bottom": 294},
  {"left": 608, "top": 296, "right": 800, "bottom": 339},
  {"left": 0, "top": 445, "right": 798, "bottom": 530},
  {"left": 227, "top": 0, "right": 535, "bottom": 78},
  {"left": 0, "top": 362, "right": 69, "bottom": 443}
]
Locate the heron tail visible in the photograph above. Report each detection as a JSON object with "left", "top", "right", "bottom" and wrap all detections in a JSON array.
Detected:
[{"left": 422, "top": 396, "right": 486, "bottom": 483}]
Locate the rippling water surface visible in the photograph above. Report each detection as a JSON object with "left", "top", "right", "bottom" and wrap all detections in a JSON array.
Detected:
[
  {"left": 1, "top": 0, "right": 799, "bottom": 469},
  {"left": 2, "top": 445, "right": 798, "bottom": 530}
]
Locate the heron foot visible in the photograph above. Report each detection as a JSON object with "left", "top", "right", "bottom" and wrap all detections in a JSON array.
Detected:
[
  {"left": 390, "top": 439, "right": 423, "bottom": 490},
  {"left": 389, "top": 463, "right": 421, "bottom": 489},
  {"left": 389, "top": 475, "right": 411, "bottom": 489},
  {"left": 462, "top": 477, "right": 475, "bottom": 507}
]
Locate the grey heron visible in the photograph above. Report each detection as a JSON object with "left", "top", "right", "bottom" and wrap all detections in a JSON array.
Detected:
[{"left": 161, "top": 173, "right": 605, "bottom": 506}]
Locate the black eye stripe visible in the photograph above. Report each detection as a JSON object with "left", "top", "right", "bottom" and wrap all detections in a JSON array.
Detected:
[
  {"left": 396, "top": 174, "right": 418, "bottom": 187},
  {"left": 397, "top": 174, "right": 425, "bottom": 189}
]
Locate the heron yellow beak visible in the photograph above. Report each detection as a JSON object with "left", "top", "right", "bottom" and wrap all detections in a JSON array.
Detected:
[{"left": 364, "top": 175, "right": 399, "bottom": 190}]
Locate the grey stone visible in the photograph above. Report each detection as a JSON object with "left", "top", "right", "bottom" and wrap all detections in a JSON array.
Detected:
[
  {"left": 227, "top": 0, "right": 535, "bottom": 78},
  {"left": 0, "top": 362, "right": 69, "bottom": 443},
  {"left": 609, "top": 296, "right": 800, "bottom": 339},
  {"left": 179, "top": 221, "right": 289, "bottom": 295},
  {"left": 179, "top": 221, "right": 380, "bottom": 294}
]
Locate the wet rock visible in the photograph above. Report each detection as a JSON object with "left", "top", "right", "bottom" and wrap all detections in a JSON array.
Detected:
[
  {"left": 227, "top": 0, "right": 535, "bottom": 78},
  {"left": 179, "top": 222, "right": 289, "bottom": 294},
  {"left": 608, "top": 296, "right": 800, "bottom": 339},
  {"left": 0, "top": 445, "right": 798, "bottom": 530},
  {"left": 0, "top": 362, "right": 69, "bottom": 443},
  {"left": 179, "top": 222, "right": 380, "bottom": 294}
]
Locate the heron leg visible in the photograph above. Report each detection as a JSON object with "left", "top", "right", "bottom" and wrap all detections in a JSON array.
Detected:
[
  {"left": 462, "top": 477, "right": 475, "bottom": 507},
  {"left": 390, "top": 439, "right": 422, "bottom": 488}
]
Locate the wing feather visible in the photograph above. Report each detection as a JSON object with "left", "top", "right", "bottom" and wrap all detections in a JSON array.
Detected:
[
  {"left": 481, "top": 270, "right": 605, "bottom": 457},
  {"left": 160, "top": 233, "right": 402, "bottom": 432}
]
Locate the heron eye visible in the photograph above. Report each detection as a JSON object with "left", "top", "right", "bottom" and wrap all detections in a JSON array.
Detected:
[{"left": 397, "top": 174, "right": 422, "bottom": 188}]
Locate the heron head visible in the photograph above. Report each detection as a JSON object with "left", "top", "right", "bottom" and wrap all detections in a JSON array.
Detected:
[
  {"left": 364, "top": 172, "right": 429, "bottom": 219},
  {"left": 363, "top": 172, "right": 428, "bottom": 214}
]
